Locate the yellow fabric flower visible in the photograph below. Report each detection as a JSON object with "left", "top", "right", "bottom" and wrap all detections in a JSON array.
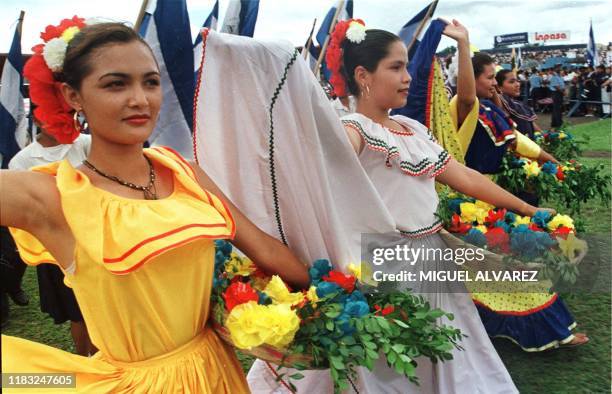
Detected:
[
  {"left": 556, "top": 233, "right": 587, "bottom": 260},
  {"left": 61, "top": 26, "right": 80, "bottom": 43},
  {"left": 547, "top": 214, "right": 575, "bottom": 231},
  {"left": 263, "top": 276, "right": 304, "bottom": 306},
  {"left": 306, "top": 286, "right": 319, "bottom": 303},
  {"left": 226, "top": 301, "right": 267, "bottom": 349},
  {"left": 460, "top": 202, "right": 488, "bottom": 224},
  {"left": 460, "top": 202, "right": 478, "bottom": 222},
  {"left": 226, "top": 301, "right": 300, "bottom": 349},
  {"left": 225, "top": 253, "right": 256, "bottom": 276},
  {"left": 263, "top": 304, "right": 301, "bottom": 348},
  {"left": 513, "top": 216, "right": 531, "bottom": 226},
  {"left": 475, "top": 200, "right": 494, "bottom": 211},
  {"left": 523, "top": 160, "right": 541, "bottom": 177},
  {"left": 558, "top": 132, "right": 567, "bottom": 139}
]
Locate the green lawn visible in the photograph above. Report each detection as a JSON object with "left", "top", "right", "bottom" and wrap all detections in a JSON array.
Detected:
[
  {"left": 568, "top": 118, "right": 611, "bottom": 152},
  {"left": 2, "top": 120, "right": 610, "bottom": 393}
]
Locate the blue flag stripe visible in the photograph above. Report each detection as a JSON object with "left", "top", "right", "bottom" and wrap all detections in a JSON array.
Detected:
[{"left": 153, "top": 0, "right": 194, "bottom": 131}]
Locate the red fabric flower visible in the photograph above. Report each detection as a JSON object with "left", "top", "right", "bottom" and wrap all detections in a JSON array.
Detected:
[
  {"left": 556, "top": 167, "right": 565, "bottom": 181},
  {"left": 223, "top": 281, "right": 258, "bottom": 312},
  {"left": 40, "top": 16, "right": 85, "bottom": 42},
  {"left": 485, "top": 208, "right": 507, "bottom": 226},
  {"left": 325, "top": 18, "right": 366, "bottom": 97},
  {"left": 551, "top": 226, "right": 573, "bottom": 239},
  {"left": 381, "top": 305, "right": 395, "bottom": 316},
  {"left": 528, "top": 223, "right": 544, "bottom": 232},
  {"left": 322, "top": 270, "right": 356, "bottom": 293},
  {"left": 374, "top": 304, "right": 395, "bottom": 316},
  {"left": 484, "top": 227, "right": 510, "bottom": 253},
  {"left": 449, "top": 213, "right": 472, "bottom": 234},
  {"left": 24, "top": 16, "right": 89, "bottom": 144}
]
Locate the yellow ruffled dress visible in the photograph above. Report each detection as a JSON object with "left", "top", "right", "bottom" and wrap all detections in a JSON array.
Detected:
[{"left": 2, "top": 147, "right": 249, "bottom": 393}]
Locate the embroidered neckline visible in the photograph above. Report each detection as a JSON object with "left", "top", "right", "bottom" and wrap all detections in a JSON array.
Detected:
[{"left": 342, "top": 119, "right": 450, "bottom": 178}]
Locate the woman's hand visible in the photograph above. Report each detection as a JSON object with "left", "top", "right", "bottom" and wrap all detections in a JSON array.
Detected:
[{"left": 442, "top": 19, "right": 469, "bottom": 44}]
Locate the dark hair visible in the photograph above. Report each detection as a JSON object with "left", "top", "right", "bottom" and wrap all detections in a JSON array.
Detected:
[
  {"left": 61, "top": 23, "right": 155, "bottom": 90},
  {"left": 495, "top": 69, "right": 513, "bottom": 86},
  {"left": 472, "top": 52, "right": 494, "bottom": 77},
  {"left": 341, "top": 29, "right": 401, "bottom": 95}
]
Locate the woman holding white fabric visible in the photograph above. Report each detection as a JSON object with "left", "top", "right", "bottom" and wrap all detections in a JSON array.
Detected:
[{"left": 329, "top": 19, "right": 558, "bottom": 393}]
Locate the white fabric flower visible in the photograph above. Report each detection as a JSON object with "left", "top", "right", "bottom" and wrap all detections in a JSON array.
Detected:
[
  {"left": 43, "top": 38, "right": 68, "bottom": 72},
  {"left": 345, "top": 22, "right": 366, "bottom": 44}
]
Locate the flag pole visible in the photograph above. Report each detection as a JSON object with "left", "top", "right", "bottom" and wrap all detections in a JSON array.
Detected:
[
  {"left": 134, "top": 0, "right": 150, "bottom": 32},
  {"left": 405, "top": 0, "right": 438, "bottom": 55},
  {"left": 314, "top": 0, "right": 345, "bottom": 79},
  {"left": 17, "top": 10, "right": 25, "bottom": 36},
  {"left": 303, "top": 18, "right": 318, "bottom": 60}
]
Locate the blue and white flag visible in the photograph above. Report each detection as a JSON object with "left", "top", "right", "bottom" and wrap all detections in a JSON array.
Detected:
[
  {"left": 315, "top": 1, "right": 353, "bottom": 81},
  {"left": 398, "top": 0, "right": 438, "bottom": 58},
  {"left": 194, "top": 0, "right": 219, "bottom": 76},
  {"left": 0, "top": 21, "right": 26, "bottom": 168},
  {"left": 220, "top": 0, "right": 260, "bottom": 37},
  {"left": 315, "top": 0, "right": 353, "bottom": 47},
  {"left": 586, "top": 21, "right": 599, "bottom": 67},
  {"left": 139, "top": 0, "right": 194, "bottom": 159}
]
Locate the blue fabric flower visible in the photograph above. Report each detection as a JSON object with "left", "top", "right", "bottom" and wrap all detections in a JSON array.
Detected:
[
  {"left": 504, "top": 211, "right": 517, "bottom": 223},
  {"left": 448, "top": 198, "right": 466, "bottom": 214},
  {"left": 531, "top": 210, "right": 552, "bottom": 228},
  {"left": 464, "top": 228, "right": 487, "bottom": 247},
  {"left": 316, "top": 281, "right": 342, "bottom": 298},
  {"left": 335, "top": 312, "right": 356, "bottom": 336},
  {"left": 347, "top": 290, "right": 367, "bottom": 304},
  {"left": 510, "top": 157, "right": 526, "bottom": 168},
  {"left": 541, "top": 161, "right": 558, "bottom": 175},
  {"left": 344, "top": 300, "right": 370, "bottom": 318},
  {"left": 309, "top": 259, "right": 332, "bottom": 284},
  {"left": 258, "top": 291, "right": 272, "bottom": 305},
  {"left": 510, "top": 229, "right": 556, "bottom": 259},
  {"left": 493, "top": 220, "right": 512, "bottom": 233}
]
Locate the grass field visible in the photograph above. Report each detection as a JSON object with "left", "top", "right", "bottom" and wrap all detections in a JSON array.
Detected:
[{"left": 2, "top": 119, "right": 611, "bottom": 393}]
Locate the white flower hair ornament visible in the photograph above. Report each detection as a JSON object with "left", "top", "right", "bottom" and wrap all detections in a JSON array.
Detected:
[{"left": 345, "top": 21, "right": 367, "bottom": 44}]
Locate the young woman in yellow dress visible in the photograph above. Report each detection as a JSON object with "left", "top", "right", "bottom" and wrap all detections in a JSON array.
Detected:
[{"left": 0, "top": 19, "right": 309, "bottom": 393}]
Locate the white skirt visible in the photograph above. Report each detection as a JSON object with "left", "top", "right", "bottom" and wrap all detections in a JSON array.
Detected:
[{"left": 247, "top": 233, "right": 518, "bottom": 394}]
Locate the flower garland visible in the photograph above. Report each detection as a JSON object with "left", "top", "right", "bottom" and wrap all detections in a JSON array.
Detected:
[
  {"left": 437, "top": 192, "right": 587, "bottom": 284},
  {"left": 325, "top": 19, "right": 366, "bottom": 98},
  {"left": 533, "top": 129, "right": 583, "bottom": 161},
  {"left": 23, "top": 16, "right": 98, "bottom": 144},
  {"left": 211, "top": 241, "right": 463, "bottom": 392},
  {"left": 495, "top": 152, "right": 610, "bottom": 214}
]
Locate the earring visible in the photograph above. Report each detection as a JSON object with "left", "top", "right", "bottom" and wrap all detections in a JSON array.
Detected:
[
  {"left": 361, "top": 84, "right": 371, "bottom": 98},
  {"left": 73, "top": 109, "right": 87, "bottom": 133},
  {"left": 366, "top": 85, "right": 371, "bottom": 97}
]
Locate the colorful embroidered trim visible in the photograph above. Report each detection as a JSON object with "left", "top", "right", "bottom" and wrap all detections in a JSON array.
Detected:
[
  {"left": 343, "top": 119, "right": 450, "bottom": 178},
  {"left": 398, "top": 219, "right": 444, "bottom": 238}
]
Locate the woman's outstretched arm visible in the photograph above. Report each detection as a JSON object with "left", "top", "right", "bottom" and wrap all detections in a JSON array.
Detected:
[
  {"left": 189, "top": 163, "right": 310, "bottom": 289},
  {"left": 0, "top": 170, "right": 74, "bottom": 267},
  {"left": 436, "top": 159, "right": 556, "bottom": 216}
]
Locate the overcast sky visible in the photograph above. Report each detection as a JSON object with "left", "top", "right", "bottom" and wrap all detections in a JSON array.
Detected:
[{"left": 1, "top": 0, "right": 611, "bottom": 54}]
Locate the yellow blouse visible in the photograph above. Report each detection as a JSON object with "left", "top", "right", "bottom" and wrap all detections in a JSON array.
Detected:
[{"left": 2, "top": 147, "right": 249, "bottom": 393}]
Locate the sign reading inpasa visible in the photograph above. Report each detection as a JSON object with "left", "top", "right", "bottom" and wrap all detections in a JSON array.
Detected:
[{"left": 532, "top": 31, "right": 571, "bottom": 43}]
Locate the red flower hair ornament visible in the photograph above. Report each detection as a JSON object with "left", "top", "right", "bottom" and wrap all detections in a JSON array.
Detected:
[
  {"left": 24, "top": 16, "right": 97, "bottom": 144},
  {"left": 325, "top": 18, "right": 366, "bottom": 98}
]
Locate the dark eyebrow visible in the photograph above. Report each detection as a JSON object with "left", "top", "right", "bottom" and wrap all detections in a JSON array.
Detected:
[{"left": 98, "top": 71, "right": 160, "bottom": 81}]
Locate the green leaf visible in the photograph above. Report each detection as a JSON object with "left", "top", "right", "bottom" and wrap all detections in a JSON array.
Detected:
[
  {"left": 330, "top": 356, "right": 345, "bottom": 370},
  {"left": 326, "top": 321, "right": 335, "bottom": 331},
  {"left": 387, "top": 351, "right": 397, "bottom": 364},
  {"left": 393, "top": 319, "right": 409, "bottom": 328},
  {"left": 366, "top": 348, "right": 380, "bottom": 359},
  {"left": 392, "top": 344, "right": 405, "bottom": 353},
  {"left": 289, "top": 373, "right": 305, "bottom": 380}
]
